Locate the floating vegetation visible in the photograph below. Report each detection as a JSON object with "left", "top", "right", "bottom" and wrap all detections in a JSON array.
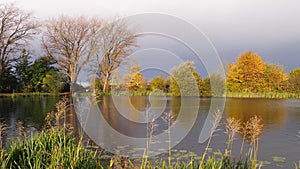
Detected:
[{"left": 272, "top": 156, "right": 286, "bottom": 163}]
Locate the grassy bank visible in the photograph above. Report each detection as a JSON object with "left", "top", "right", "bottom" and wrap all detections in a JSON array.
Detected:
[
  {"left": 0, "top": 92, "right": 70, "bottom": 98},
  {"left": 97, "top": 91, "right": 300, "bottom": 99},
  {"left": 1, "top": 91, "right": 300, "bottom": 99},
  {"left": 226, "top": 92, "right": 300, "bottom": 99}
]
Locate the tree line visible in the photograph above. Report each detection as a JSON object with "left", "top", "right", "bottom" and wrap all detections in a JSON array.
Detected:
[
  {"left": 96, "top": 51, "right": 299, "bottom": 97},
  {"left": 0, "top": 3, "right": 137, "bottom": 93},
  {"left": 227, "top": 51, "right": 300, "bottom": 94},
  {"left": 0, "top": 3, "right": 299, "bottom": 96}
]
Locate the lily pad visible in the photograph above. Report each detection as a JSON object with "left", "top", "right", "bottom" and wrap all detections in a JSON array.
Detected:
[{"left": 272, "top": 156, "right": 286, "bottom": 163}]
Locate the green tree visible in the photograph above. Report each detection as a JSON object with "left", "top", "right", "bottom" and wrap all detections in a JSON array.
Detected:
[
  {"left": 14, "top": 49, "right": 33, "bottom": 92},
  {"left": 227, "top": 51, "right": 266, "bottom": 93},
  {"left": 201, "top": 77, "right": 211, "bottom": 97},
  {"left": 29, "top": 55, "right": 57, "bottom": 92},
  {"left": 201, "top": 73, "right": 226, "bottom": 97},
  {"left": 210, "top": 73, "right": 226, "bottom": 97},
  {"left": 0, "top": 63, "right": 17, "bottom": 93},
  {"left": 170, "top": 61, "right": 202, "bottom": 96},
  {"left": 42, "top": 69, "right": 66, "bottom": 93}
]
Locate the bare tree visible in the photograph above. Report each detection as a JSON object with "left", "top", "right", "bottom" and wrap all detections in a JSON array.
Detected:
[
  {"left": 42, "top": 16, "right": 103, "bottom": 92},
  {"left": 0, "top": 3, "right": 39, "bottom": 72},
  {"left": 97, "top": 19, "right": 138, "bottom": 92}
]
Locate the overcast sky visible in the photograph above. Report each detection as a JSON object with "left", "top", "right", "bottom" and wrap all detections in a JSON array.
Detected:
[{"left": 3, "top": 0, "right": 300, "bottom": 72}]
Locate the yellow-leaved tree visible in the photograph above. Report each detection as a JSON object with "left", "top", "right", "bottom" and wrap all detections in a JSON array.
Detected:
[
  {"left": 123, "top": 65, "right": 147, "bottom": 92},
  {"left": 227, "top": 51, "right": 266, "bottom": 93}
]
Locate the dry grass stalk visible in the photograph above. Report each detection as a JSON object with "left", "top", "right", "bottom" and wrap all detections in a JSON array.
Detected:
[
  {"left": 237, "top": 115, "right": 264, "bottom": 169},
  {"left": 146, "top": 117, "right": 158, "bottom": 157},
  {"left": 54, "top": 97, "right": 68, "bottom": 128},
  {"left": 239, "top": 122, "right": 248, "bottom": 158},
  {"left": 109, "top": 156, "right": 132, "bottom": 169},
  {"left": 225, "top": 117, "right": 241, "bottom": 156},
  {"left": 0, "top": 121, "right": 7, "bottom": 150},
  {"left": 162, "top": 111, "right": 175, "bottom": 167},
  {"left": 43, "top": 97, "right": 70, "bottom": 131},
  {"left": 200, "top": 109, "right": 222, "bottom": 169},
  {"left": 245, "top": 116, "right": 263, "bottom": 153},
  {"left": 16, "top": 120, "right": 27, "bottom": 139},
  {"left": 43, "top": 111, "right": 55, "bottom": 130}
]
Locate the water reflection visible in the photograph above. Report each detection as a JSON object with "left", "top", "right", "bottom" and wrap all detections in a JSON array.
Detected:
[
  {"left": 225, "top": 98, "right": 287, "bottom": 129},
  {"left": 0, "top": 97, "right": 59, "bottom": 144},
  {"left": 1, "top": 96, "right": 299, "bottom": 168}
]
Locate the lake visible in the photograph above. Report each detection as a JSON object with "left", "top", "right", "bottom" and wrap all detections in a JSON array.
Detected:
[{"left": 0, "top": 96, "right": 299, "bottom": 168}]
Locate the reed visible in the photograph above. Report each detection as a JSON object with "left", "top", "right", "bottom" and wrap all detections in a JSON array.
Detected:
[
  {"left": 225, "top": 117, "right": 241, "bottom": 157},
  {"left": 239, "top": 121, "right": 248, "bottom": 159},
  {"left": 0, "top": 121, "right": 6, "bottom": 152},
  {"left": 16, "top": 120, "right": 27, "bottom": 139},
  {"left": 243, "top": 116, "right": 264, "bottom": 168},
  {"left": 162, "top": 111, "right": 175, "bottom": 168},
  {"left": 145, "top": 105, "right": 158, "bottom": 159},
  {"left": 200, "top": 109, "right": 222, "bottom": 169}
]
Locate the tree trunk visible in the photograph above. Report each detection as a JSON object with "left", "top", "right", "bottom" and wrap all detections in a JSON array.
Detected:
[{"left": 102, "top": 73, "right": 110, "bottom": 92}]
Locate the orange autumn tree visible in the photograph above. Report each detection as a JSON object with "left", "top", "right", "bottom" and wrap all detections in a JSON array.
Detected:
[{"left": 227, "top": 51, "right": 266, "bottom": 93}]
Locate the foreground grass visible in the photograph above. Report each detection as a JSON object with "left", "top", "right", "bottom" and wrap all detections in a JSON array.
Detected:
[
  {"left": 0, "top": 130, "right": 101, "bottom": 168},
  {"left": 0, "top": 129, "right": 255, "bottom": 169}
]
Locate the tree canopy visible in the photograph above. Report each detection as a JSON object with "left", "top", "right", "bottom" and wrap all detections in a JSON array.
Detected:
[
  {"left": 170, "top": 61, "right": 202, "bottom": 96},
  {"left": 227, "top": 51, "right": 266, "bottom": 93}
]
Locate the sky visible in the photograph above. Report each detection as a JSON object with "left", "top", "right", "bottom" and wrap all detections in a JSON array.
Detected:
[{"left": 2, "top": 0, "right": 300, "bottom": 73}]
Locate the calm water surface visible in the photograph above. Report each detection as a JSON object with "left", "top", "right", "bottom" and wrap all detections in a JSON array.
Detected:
[{"left": 0, "top": 96, "right": 299, "bottom": 168}]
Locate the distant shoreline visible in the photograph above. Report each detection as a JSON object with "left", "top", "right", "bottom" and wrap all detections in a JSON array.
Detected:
[
  {"left": 0, "top": 92, "right": 70, "bottom": 98},
  {"left": 1, "top": 92, "right": 299, "bottom": 99}
]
